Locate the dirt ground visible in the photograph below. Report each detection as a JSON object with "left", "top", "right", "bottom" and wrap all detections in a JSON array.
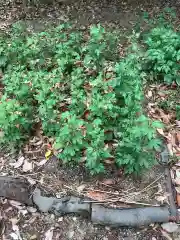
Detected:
[
  {"left": 0, "top": 0, "right": 180, "bottom": 239},
  {"left": 0, "top": 150, "right": 168, "bottom": 240}
]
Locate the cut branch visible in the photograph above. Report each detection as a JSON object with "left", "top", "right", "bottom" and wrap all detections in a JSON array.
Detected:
[{"left": 0, "top": 176, "right": 33, "bottom": 205}]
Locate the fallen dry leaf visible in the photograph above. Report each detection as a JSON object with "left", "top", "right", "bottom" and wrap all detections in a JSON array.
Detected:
[
  {"left": 27, "top": 177, "right": 36, "bottom": 185},
  {"left": 101, "top": 179, "right": 115, "bottom": 185},
  {"left": 165, "top": 132, "right": 172, "bottom": 142},
  {"left": 45, "top": 150, "right": 52, "bottom": 160},
  {"left": 175, "top": 161, "right": 180, "bottom": 167},
  {"left": 86, "top": 190, "right": 107, "bottom": 201},
  {"left": 10, "top": 156, "right": 24, "bottom": 169},
  {"left": 0, "top": 219, "right": 5, "bottom": 236},
  {"left": 175, "top": 120, "right": 180, "bottom": 128},
  {"left": 175, "top": 178, "right": 180, "bottom": 185},
  {"left": 27, "top": 207, "right": 37, "bottom": 213},
  {"left": 170, "top": 170, "right": 175, "bottom": 180},
  {"left": 161, "top": 222, "right": 178, "bottom": 233},
  {"left": 22, "top": 160, "right": 33, "bottom": 172},
  {"left": 167, "top": 143, "right": 173, "bottom": 156},
  {"left": 45, "top": 227, "right": 54, "bottom": 240},
  {"left": 29, "top": 235, "right": 37, "bottom": 240},
  {"left": 147, "top": 90, "right": 152, "bottom": 98},
  {"left": 175, "top": 186, "right": 180, "bottom": 194},
  {"left": 155, "top": 195, "right": 167, "bottom": 204},
  {"left": 158, "top": 92, "right": 167, "bottom": 98},
  {"left": 156, "top": 128, "right": 165, "bottom": 136},
  {"left": 156, "top": 183, "right": 163, "bottom": 195},
  {"left": 176, "top": 132, "right": 180, "bottom": 147},
  {"left": 170, "top": 132, "right": 176, "bottom": 146},
  {"left": 36, "top": 159, "right": 47, "bottom": 166},
  {"left": 77, "top": 184, "right": 86, "bottom": 193},
  {"left": 177, "top": 194, "right": 180, "bottom": 207},
  {"left": 0, "top": 130, "right": 4, "bottom": 138},
  {"left": 158, "top": 109, "right": 171, "bottom": 124},
  {"left": 10, "top": 218, "right": 22, "bottom": 240},
  {"left": 19, "top": 209, "right": 28, "bottom": 216},
  {"left": 176, "top": 152, "right": 180, "bottom": 157},
  {"left": 160, "top": 230, "right": 173, "bottom": 240},
  {"left": 176, "top": 169, "right": 180, "bottom": 178},
  {"left": 10, "top": 218, "right": 19, "bottom": 226},
  {"left": 9, "top": 232, "right": 19, "bottom": 240},
  {"left": 27, "top": 216, "right": 37, "bottom": 224},
  {"left": 104, "top": 158, "right": 115, "bottom": 164},
  {"left": 9, "top": 201, "right": 22, "bottom": 209}
]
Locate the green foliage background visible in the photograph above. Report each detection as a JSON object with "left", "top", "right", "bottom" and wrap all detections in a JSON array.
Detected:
[{"left": 1, "top": 18, "right": 178, "bottom": 174}]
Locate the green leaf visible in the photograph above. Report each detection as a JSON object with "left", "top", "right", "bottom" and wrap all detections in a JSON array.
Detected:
[
  {"left": 151, "top": 121, "right": 164, "bottom": 128},
  {"left": 53, "top": 142, "right": 64, "bottom": 150},
  {"left": 164, "top": 74, "right": 173, "bottom": 84}
]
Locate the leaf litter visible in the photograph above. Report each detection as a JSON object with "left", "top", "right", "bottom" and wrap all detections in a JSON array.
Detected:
[
  {"left": 0, "top": 1, "right": 179, "bottom": 240},
  {"left": 146, "top": 83, "right": 180, "bottom": 214}
]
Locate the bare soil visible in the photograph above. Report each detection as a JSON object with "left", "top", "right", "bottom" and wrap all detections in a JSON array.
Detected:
[
  {"left": 0, "top": 150, "right": 167, "bottom": 240},
  {"left": 0, "top": 0, "right": 180, "bottom": 239}
]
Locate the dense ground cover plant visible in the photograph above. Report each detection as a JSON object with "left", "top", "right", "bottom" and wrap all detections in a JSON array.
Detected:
[
  {"left": 140, "top": 10, "right": 180, "bottom": 128},
  {"left": 142, "top": 27, "right": 180, "bottom": 85},
  {"left": 176, "top": 105, "right": 180, "bottom": 120},
  {"left": 0, "top": 22, "right": 162, "bottom": 174},
  {"left": 140, "top": 9, "right": 180, "bottom": 85}
]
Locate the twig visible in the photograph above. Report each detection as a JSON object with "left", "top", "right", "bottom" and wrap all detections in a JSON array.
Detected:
[
  {"left": 126, "top": 184, "right": 159, "bottom": 201},
  {"left": 123, "top": 186, "right": 136, "bottom": 193},
  {"left": 115, "top": 198, "right": 159, "bottom": 207},
  {"left": 64, "top": 185, "right": 75, "bottom": 190},
  {"left": 100, "top": 182, "right": 118, "bottom": 189},
  {"left": 126, "top": 174, "right": 163, "bottom": 199},
  {"left": 85, "top": 189, "right": 120, "bottom": 196},
  {"left": 17, "top": 172, "right": 43, "bottom": 177},
  {"left": 82, "top": 198, "right": 159, "bottom": 207},
  {"left": 161, "top": 230, "right": 173, "bottom": 240},
  {"left": 138, "top": 174, "right": 163, "bottom": 194}
]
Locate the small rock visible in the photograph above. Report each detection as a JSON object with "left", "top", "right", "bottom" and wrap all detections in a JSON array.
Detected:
[
  {"left": 23, "top": 159, "right": 33, "bottom": 172},
  {"left": 27, "top": 177, "right": 36, "bottom": 185},
  {"left": 44, "top": 156, "right": 59, "bottom": 173},
  {"left": 30, "top": 235, "right": 37, "bottom": 240},
  {"left": 152, "top": 237, "right": 157, "bottom": 240},
  {"left": 19, "top": 209, "right": 28, "bottom": 215},
  {"left": 105, "top": 226, "right": 110, "bottom": 231},
  {"left": 68, "top": 230, "right": 74, "bottom": 239},
  {"left": 77, "top": 184, "right": 86, "bottom": 192},
  {"left": 161, "top": 222, "right": 179, "bottom": 233},
  {"left": 103, "top": 237, "right": 108, "bottom": 240},
  {"left": 58, "top": 217, "right": 63, "bottom": 222},
  {"left": 147, "top": 90, "right": 152, "bottom": 98},
  {"left": 27, "top": 207, "right": 37, "bottom": 213}
]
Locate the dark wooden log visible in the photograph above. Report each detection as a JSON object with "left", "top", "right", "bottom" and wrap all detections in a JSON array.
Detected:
[
  {"left": 0, "top": 176, "right": 175, "bottom": 227},
  {"left": 91, "top": 205, "right": 170, "bottom": 227},
  {"left": 33, "top": 188, "right": 90, "bottom": 216},
  {"left": 160, "top": 146, "right": 178, "bottom": 220},
  {"left": 0, "top": 176, "right": 33, "bottom": 205}
]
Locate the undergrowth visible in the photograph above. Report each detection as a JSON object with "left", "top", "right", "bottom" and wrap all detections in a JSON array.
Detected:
[
  {"left": 141, "top": 9, "right": 180, "bottom": 123},
  {"left": 2, "top": 16, "right": 178, "bottom": 174},
  {"left": 140, "top": 9, "right": 180, "bottom": 85}
]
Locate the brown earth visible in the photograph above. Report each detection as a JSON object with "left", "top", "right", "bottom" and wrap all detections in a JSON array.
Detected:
[{"left": 0, "top": 0, "right": 180, "bottom": 239}]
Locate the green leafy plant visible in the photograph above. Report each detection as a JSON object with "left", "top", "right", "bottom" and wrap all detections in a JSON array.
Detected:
[
  {"left": 176, "top": 105, "right": 180, "bottom": 120},
  {"left": 139, "top": 9, "right": 180, "bottom": 85},
  {"left": 0, "top": 23, "right": 161, "bottom": 174},
  {"left": 142, "top": 27, "right": 180, "bottom": 85}
]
